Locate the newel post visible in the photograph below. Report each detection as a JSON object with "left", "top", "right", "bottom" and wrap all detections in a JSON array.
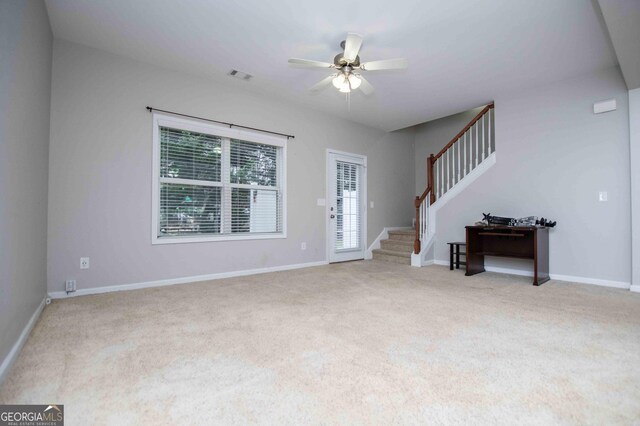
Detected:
[
  {"left": 414, "top": 196, "right": 421, "bottom": 254},
  {"left": 428, "top": 154, "right": 435, "bottom": 204}
]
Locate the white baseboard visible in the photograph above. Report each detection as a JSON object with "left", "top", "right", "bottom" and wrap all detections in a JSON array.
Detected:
[
  {"left": 0, "top": 297, "right": 46, "bottom": 386},
  {"left": 366, "top": 227, "right": 409, "bottom": 260},
  {"left": 49, "top": 260, "right": 329, "bottom": 299},
  {"left": 631, "top": 285, "right": 640, "bottom": 293},
  {"left": 432, "top": 260, "right": 630, "bottom": 289},
  {"left": 549, "top": 273, "right": 630, "bottom": 289}
]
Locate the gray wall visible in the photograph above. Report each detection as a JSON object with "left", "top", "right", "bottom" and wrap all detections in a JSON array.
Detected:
[
  {"left": 413, "top": 107, "right": 488, "bottom": 195},
  {"left": 0, "top": 1, "right": 52, "bottom": 364},
  {"left": 431, "top": 66, "right": 631, "bottom": 284},
  {"left": 630, "top": 88, "right": 640, "bottom": 288},
  {"left": 47, "top": 40, "right": 415, "bottom": 293}
]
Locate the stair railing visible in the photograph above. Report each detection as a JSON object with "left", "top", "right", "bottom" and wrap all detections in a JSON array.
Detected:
[{"left": 414, "top": 103, "right": 494, "bottom": 254}]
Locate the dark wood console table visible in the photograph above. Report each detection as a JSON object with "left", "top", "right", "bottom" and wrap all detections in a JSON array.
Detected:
[{"left": 465, "top": 225, "right": 549, "bottom": 286}]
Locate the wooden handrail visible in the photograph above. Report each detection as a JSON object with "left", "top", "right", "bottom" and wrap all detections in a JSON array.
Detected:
[
  {"left": 433, "top": 103, "right": 494, "bottom": 161},
  {"left": 415, "top": 185, "right": 432, "bottom": 207}
]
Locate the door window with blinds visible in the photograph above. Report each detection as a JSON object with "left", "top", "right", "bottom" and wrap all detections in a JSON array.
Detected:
[
  {"left": 335, "top": 161, "right": 361, "bottom": 251},
  {"left": 151, "top": 113, "right": 286, "bottom": 244}
]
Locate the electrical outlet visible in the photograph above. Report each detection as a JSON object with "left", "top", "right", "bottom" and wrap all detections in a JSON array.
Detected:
[
  {"left": 301, "top": 242, "right": 307, "bottom": 250},
  {"left": 80, "top": 257, "right": 90, "bottom": 269},
  {"left": 65, "top": 279, "right": 76, "bottom": 293},
  {"left": 599, "top": 191, "right": 608, "bottom": 202}
]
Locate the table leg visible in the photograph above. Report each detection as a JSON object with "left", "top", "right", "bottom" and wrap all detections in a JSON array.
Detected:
[
  {"left": 456, "top": 245, "right": 460, "bottom": 269},
  {"left": 449, "top": 244, "right": 454, "bottom": 270}
]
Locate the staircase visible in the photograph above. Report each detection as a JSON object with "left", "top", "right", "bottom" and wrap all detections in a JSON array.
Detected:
[
  {"left": 370, "top": 103, "right": 495, "bottom": 266},
  {"left": 372, "top": 229, "right": 414, "bottom": 264},
  {"left": 411, "top": 103, "right": 495, "bottom": 267}
]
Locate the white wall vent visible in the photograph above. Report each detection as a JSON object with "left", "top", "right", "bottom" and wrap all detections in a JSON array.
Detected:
[{"left": 228, "top": 70, "right": 253, "bottom": 81}]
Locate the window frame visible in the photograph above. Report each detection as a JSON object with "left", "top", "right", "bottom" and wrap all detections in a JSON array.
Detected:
[{"left": 151, "top": 112, "right": 287, "bottom": 245}]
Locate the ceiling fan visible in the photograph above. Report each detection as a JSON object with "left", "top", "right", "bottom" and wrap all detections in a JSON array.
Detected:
[{"left": 288, "top": 33, "right": 408, "bottom": 95}]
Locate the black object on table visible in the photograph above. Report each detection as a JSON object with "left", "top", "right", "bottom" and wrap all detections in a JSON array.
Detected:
[
  {"left": 465, "top": 225, "right": 549, "bottom": 286},
  {"left": 447, "top": 242, "right": 466, "bottom": 270}
]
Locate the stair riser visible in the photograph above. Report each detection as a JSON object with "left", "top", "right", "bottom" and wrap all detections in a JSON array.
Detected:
[
  {"left": 388, "top": 232, "right": 415, "bottom": 243},
  {"left": 380, "top": 241, "right": 414, "bottom": 253},
  {"left": 373, "top": 252, "right": 411, "bottom": 265}
]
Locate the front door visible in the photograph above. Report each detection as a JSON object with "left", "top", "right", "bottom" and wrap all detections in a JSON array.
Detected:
[{"left": 327, "top": 151, "right": 366, "bottom": 263}]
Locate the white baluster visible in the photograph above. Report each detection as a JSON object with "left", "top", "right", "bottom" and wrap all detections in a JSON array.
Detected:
[
  {"left": 420, "top": 200, "right": 425, "bottom": 239},
  {"left": 482, "top": 114, "right": 486, "bottom": 160},
  {"left": 463, "top": 132, "right": 467, "bottom": 176},
  {"left": 468, "top": 130, "right": 473, "bottom": 172},
  {"left": 436, "top": 158, "right": 439, "bottom": 197},
  {"left": 447, "top": 149, "right": 451, "bottom": 191},
  {"left": 488, "top": 109, "right": 492, "bottom": 154},
  {"left": 425, "top": 199, "right": 429, "bottom": 238},
  {"left": 423, "top": 200, "right": 427, "bottom": 238},
  {"left": 440, "top": 156, "right": 444, "bottom": 196},
  {"left": 420, "top": 200, "right": 426, "bottom": 238},
  {"left": 457, "top": 138, "right": 461, "bottom": 182},
  {"left": 435, "top": 160, "right": 439, "bottom": 198},
  {"left": 475, "top": 123, "right": 479, "bottom": 167}
]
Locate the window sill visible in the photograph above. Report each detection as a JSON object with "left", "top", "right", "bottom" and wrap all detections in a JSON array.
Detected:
[{"left": 152, "top": 232, "right": 287, "bottom": 245}]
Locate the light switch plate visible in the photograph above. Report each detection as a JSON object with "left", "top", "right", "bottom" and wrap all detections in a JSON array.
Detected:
[
  {"left": 317, "top": 198, "right": 326, "bottom": 206},
  {"left": 599, "top": 191, "right": 608, "bottom": 202}
]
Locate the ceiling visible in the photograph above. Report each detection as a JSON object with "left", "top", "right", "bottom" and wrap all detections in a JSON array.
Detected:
[{"left": 45, "top": 0, "right": 618, "bottom": 131}]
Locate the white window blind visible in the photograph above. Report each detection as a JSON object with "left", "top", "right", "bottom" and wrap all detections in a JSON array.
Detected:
[
  {"left": 152, "top": 114, "right": 286, "bottom": 244},
  {"left": 335, "top": 161, "right": 361, "bottom": 251}
]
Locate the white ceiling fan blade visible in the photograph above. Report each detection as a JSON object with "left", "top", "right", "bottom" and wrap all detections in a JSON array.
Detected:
[
  {"left": 343, "top": 33, "right": 363, "bottom": 63},
  {"left": 360, "top": 58, "right": 408, "bottom": 71},
  {"left": 288, "top": 58, "right": 335, "bottom": 68},
  {"left": 358, "top": 76, "right": 374, "bottom": 95},
  {"left": 309, "top": 75, "right": 336, "bottom": 92}
]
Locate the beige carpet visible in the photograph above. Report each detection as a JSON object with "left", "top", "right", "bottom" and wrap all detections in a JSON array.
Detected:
[{"left": 2, "top": 261, "right": 640, "bottom": 425}]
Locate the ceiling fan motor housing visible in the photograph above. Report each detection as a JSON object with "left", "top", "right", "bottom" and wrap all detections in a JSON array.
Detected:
[{"left": 334, "top": 53, "right": 360, "bottom": 67}]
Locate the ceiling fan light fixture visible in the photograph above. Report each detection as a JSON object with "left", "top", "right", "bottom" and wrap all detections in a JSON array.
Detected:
[
  {"left": 348, "top": 74, "right": 361, "bottom": 90},
  {"left": 339, "top": 82, "right": 351, "bottom": 93},
  {"left": 332, "top": 74, "right": 346, "bottom": 89}
]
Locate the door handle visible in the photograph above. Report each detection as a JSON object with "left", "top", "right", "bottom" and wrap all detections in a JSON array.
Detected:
[{"left": 330, "top": 214, "right": 335, "bottom": 219}]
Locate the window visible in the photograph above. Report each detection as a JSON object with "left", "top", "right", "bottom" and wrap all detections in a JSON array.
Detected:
[{"left": 152, "top": 113, "right": 286, "bottom": 244}]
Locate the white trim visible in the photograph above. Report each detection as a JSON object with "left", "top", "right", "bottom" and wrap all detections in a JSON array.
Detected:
[
  {"left": 433, "top": 260, "right": 630, "bottom": 289},
  {"left": 0, "top": 298, "right": 46, "bottom": 386},
  {"left": 48, "top": 261, "right": 328, "bottom": 299},
  {"left": 366, "top": 227, "right": 408, "bottom": 260},
  {"left": 412, "top": 233, "right": 435, "bottom": 266},
  {"left": 326, "top": 149, "right": 367, "bottom": 264},
  {"left": 152, "top": 232, "right": 287, "bottom": 245},
  {"left": 151, "top": 112, "right": 287, "bottom": 245},
  {"left": 631, "top": 285, "right": 640, "bottom": 293}
]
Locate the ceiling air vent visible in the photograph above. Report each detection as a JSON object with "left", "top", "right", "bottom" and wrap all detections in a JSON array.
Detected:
[{"left": 228, "top": 69, "right": 253, "bottom": 81}]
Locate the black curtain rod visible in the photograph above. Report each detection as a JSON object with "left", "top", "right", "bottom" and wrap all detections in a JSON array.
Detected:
[{"left": 146, "top": 106, "right": 294, "bottom": 139}]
